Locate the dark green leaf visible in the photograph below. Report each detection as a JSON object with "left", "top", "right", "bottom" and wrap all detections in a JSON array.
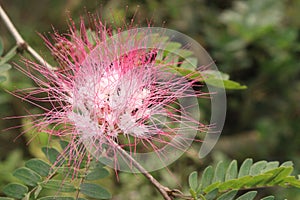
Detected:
[
  {"left": 0, "top": 64, "right": 11, "bottom": 74},
  {"left": 216, "top": 190, "right": 237, "bottom": 200},
  {"left": 249, "top": 161, "right": 267, "bottom": 176},
  {"left": 200, "top": 166, "right": 213, "bottom": 190},
  {"left": 13, "top": 167, "right": 42, "bottom": 186},
  {"left": 80, "top": 183, "right": 111, "bottom": 199},
  {"left": 2, "top": 183, "right": 28, "bottom": 199},
  {"left": 86, "top": 168, "right": 110, "bottom": 180},
  {"left": 235, "top": 191, "right": 257, "bottom": 200},
  {"left": 225, "top": 160, "right": 238, "bottom": 181},
  {"left": 25, "top": 159, "right": 51, "bottom": 177},
  {"left": 41, "top": 180, "right": 76, "bottom": 193},
  {"left": 42, "top": 147, "right": 64, "bottom": 166},
  {"left": 213, "top": 161, "right": 225, "bottom": 183},
  {"left": 38, "top": 197, "right": 75, "bottom": 200},
  {"left": 59, "top": 140, "right": 69, "bottom": 150},
  {"left": 238, "top": 159, "right": 253, "bottom": 178},
  {"left": 188, "top": 171, "right": 198, "bottom": 191}
]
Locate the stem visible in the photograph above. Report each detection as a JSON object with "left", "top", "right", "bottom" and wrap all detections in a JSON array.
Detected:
[
  {"left": 0, "top": 5, "right": 55, "bottom": 70},
  {"left": 111, "top": 139, "right": 173, "bottom": 200}
]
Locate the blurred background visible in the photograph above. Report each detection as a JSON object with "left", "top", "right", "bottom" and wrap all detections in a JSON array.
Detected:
[{"left": 0, "top": 0, "right": 300, "bottom": 199}]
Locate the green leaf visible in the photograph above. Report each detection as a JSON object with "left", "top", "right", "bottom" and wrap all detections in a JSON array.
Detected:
[
  {"left": 203, "top": 181, "right": 221, "bottom": 194},
  {"left": 266, "top": 167, "right": 293, "bottom": 185},
  {"left": 38, "top": 197, "right": 75, "bottom": 200},
  {"left": 0, "top": 45, "right": 18, "bottom": 65},
  {"left": 164, "top": 66, "right": 247, "bottom": 90},
  {"left": 213, "top": 161, "right": 225, "bottom": 183},
  {"left": 25, "top": 159, "right": 51, "bottom": 177},
  {"left": 80, "top": 183, "right": 111, "bottom": 199},
  {"left": 0, "top": 64, "right": 11, "bottom": 74},
  {"left": 181, "top": 57, "right": 198, "bottom": 70},
  {"left": 86, "top": 168, "right": 110, "bottom": 181},
  {"left": 165, "top": 42, "right": 182, "bottom": 52},
  {"left": 238, "top": 159, "right": 253, "bottom": 178},
  {"left": 13, "top": 167, "right": 42, "bottom": 186},
  {"left": 59, "top": 140, "right": 69, "bottom": 150},
  {"left": 41, "top": 180, "right": 76, "bottom": 193},
  {"left": 260, "top": 196, "right": 275, "bottom": 200},
  {"left": 244, "top": 174, "right": 273, "bottom": 187},
  {"left": 2, "top": 183, "right": 28, "bottom": 199},
  {"left": 0, "top": 75, "right": 6, "bottom": 82},
  {"left": 225, "top": 160, "right": 238, "bottom": 181},
  {"left": 218, "top": 176, "right": 252, "bottom": 191},
  {"left": 281, "top": 161, "right": 293, "bottom": 167},
  {"left": 249, "top": 161, "right": 267, "bottom": 176},
  {"left": 188, "top": 171, "right": 198, "bottom": 191},
  {"left": 205, "top": 78, "right": 247, "bottom": 90},
  {"left": 235, "top": 191, "right": 257, "bottom": 200},
  {"left": 34, "top": 184, "right": 43, "bottom": 199},
  {"left": 262, "top": 161, "right": 279, "bottom": 173},
  {"left": 200, "top": 166, "right": 213, "bottom": 190},
  {"left": 204, "top": 188, "right": 218, "bottom": 199},
  {"left": 216, "top": 190, "right": 238, "bottom": 200},
  {"left": 42, "top": 147, "right": 64, "bottom": 166},
  {"left": 284, "top": 176, "right": 300, "bottom": 188}
]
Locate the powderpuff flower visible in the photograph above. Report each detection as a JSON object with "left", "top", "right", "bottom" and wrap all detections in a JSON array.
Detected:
[{"left": 16, "top": 17, "right": 207, "bottom": 173}]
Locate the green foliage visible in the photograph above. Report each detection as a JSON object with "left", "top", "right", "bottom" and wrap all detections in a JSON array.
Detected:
[
  {"left": 154, "top": 34, "right": 247, "bottom": 90},
  {"left": 188, "top": 159, "right": 300, "bottom": 200},
  {"left": 1, "top": 142, "right": 111, "bottom": 199}
]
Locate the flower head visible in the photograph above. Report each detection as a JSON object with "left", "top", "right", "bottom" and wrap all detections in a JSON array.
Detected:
[{"left": 18, "top": 18, "right": 207, "bottom": 172}]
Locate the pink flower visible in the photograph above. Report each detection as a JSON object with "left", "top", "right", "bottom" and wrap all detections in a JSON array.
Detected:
[{"left": 17, "top": 18, "right": 207, "bottom": 172}]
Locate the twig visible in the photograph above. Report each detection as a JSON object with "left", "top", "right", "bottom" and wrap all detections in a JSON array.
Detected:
[
  {"left": 0, "top": 5, "right": 55, "bottom": 70},
  {"left": 111, "top": 139, "right": 174, "bottom": 200}
]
